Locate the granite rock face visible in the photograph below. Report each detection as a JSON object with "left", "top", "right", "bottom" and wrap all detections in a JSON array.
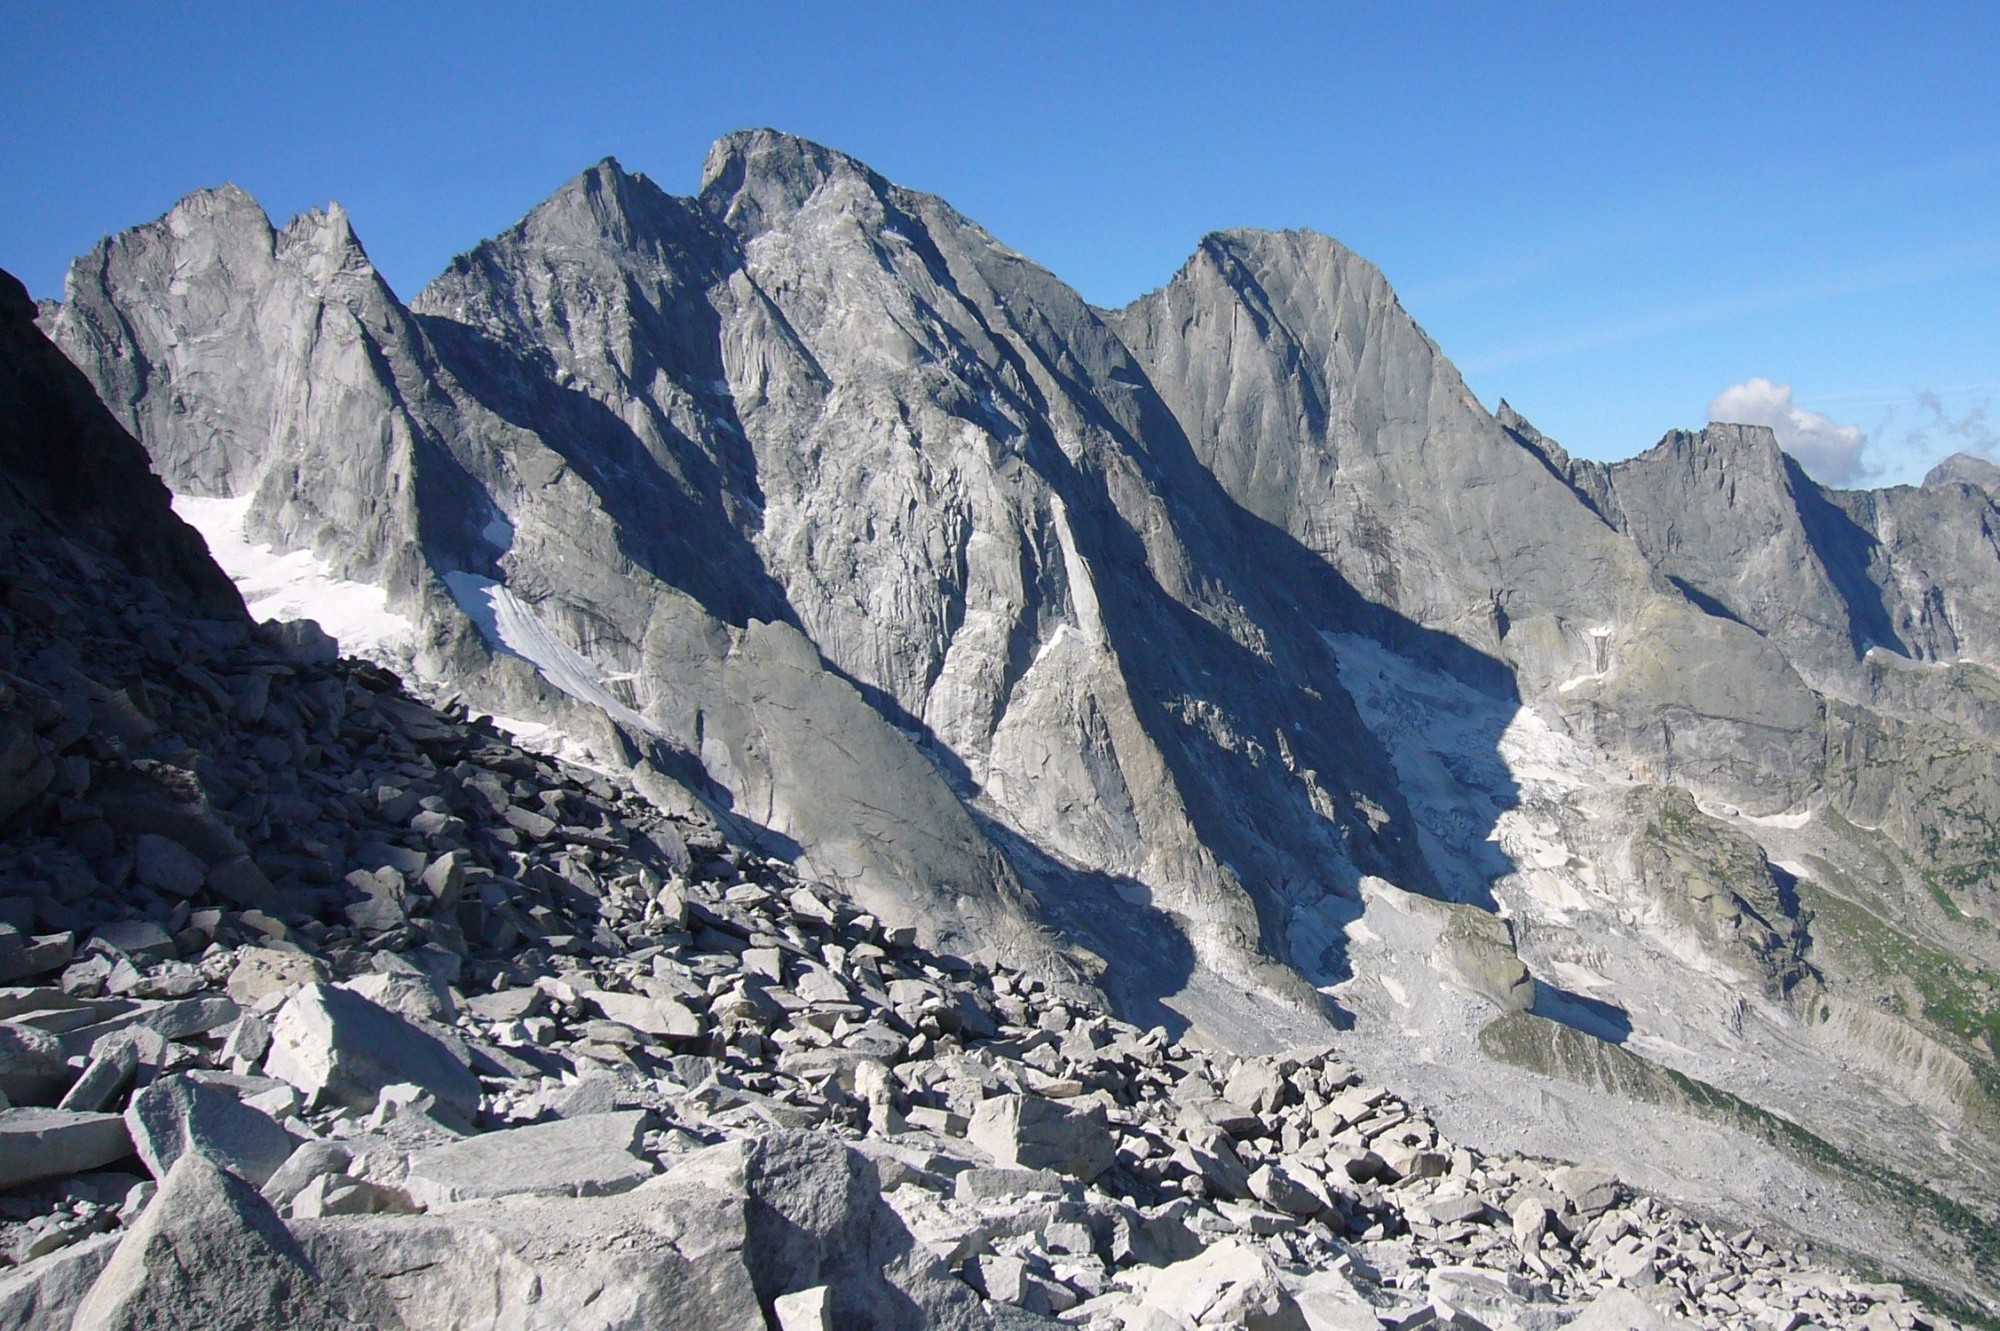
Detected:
[
  {"left": 1564, "top": 423, "right": 2000, "bottom": 697},
  {"left": 27, "top": 129, "right": 2000, "bottom": 1319}
]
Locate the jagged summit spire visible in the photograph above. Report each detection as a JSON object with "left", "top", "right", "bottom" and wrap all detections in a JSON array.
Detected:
[{"left": 531, "top": 155, "right": 677, "bottom": 246}]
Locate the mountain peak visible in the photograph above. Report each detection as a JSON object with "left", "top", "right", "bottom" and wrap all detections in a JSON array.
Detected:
[
  {"left": 155, "top": 182, "right": 273, "bottom": 244},
  {"left": 699, "top": 128, "right": 883, "bottom": 236},
  {"left": 1923, "top": 450, "right": 2000, "bottom": 494},
  {"left": 273, "top": 199, "right": 379, "bottom": 285},
  {"left": 1656, "top": 420, "right": 1787, "bottom": 471},
  {"left": 541, "top": 156, "right": 671, "bottom": 240},
  {"left": 172, "top": 181, "right": 264, "bottom": 218}
]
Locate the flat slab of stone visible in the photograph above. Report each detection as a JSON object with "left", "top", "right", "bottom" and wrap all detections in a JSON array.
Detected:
[
  {"left": 0, "top": 1108, "right": 133, "bottom": 1189},
  {"left": 402, "top": 1110, "right": 655, "bottom": 1208},
  {"left": 57, "top": 1037, "right": 140, "bottom": 1113},
  {"left": 582, "top": 989, "right": 703, "bottom": 1039}
]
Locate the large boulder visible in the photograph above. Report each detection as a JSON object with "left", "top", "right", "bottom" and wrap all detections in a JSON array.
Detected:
[
  {"left": 1138, "top": 1238, "right": 1308, "bottom": 1330},
  {"left": 296, "top": 1179, "right": 763, "bottom": 1330},
  {"left": 968, "top": 1093, "right": 1114, "bottom": 1181},
  {"left": 1438, "top": 908, "right": 1535, "bottom": 1012},
  {"left": 668, "top": 1130, "right": 994, "bottom": 1330},
  {"left": 70, "top": 1151, "right": 349, "bottom": 1331},
  {"left": 263, "top": 982, "right": 479, "bottom": 1123},
  {"left": 124, "top": 1074, "right": 297, "bottom": 1187},
  {"left": 298, "top": 1130, "right": 992, "bottom": 1331}
]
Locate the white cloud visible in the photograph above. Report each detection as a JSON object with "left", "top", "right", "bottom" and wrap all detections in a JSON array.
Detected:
[{"left": 1708, "top": 377, "right": 1868, "bottom": 484}]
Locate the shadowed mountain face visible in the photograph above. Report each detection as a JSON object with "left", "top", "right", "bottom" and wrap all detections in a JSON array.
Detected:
[{"left": 37, "top": 130, "right": 2000, "bottom": 1301}]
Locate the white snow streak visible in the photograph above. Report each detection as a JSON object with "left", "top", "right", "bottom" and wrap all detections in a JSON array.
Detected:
[{"left": 441, "top": 572, "right": 654, "bottom": 735}]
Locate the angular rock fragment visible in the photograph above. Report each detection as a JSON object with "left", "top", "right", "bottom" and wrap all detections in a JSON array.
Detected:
[
  {"left": 583, "top": 988, "right": 703, "bottom": 1039},
  {"left": 1248, "top": 1162, "right": 1321, "bottom": 1217},
  {"left": 124, "top": 1074, "right": 296, "bottom": 1187},
  {"left": 772, "top": 1284, "right": 832, "bottom": 1331},
  {"left": 132, "top": 835, "right": 206, "bottom": 899},
  {"left": 263, "top": 982, "right": 479, "bottom": 1123},
  {"left": 338, "top": 968, "right": 456, "bottom": 1023},
  {"left": 968, "top": 1092, "right": 1114, "bottom": 1181},
  {"left": 0, "top": 933, "right": 75, "bottom": 983},
  {"left": 259, "top": 1140, "right": 353, "bottom": 1211},
  {"left": 1281, "top": 1269, "right": 1380, "bottom": 1331},
  {"left": 223, "top": 947, "right": 325, "bottom": 1006},
  {"left": 1567, "top": 1285, "right": 1691, "bottom": 1331},
  {"left": 0, "top": 1019, "right": 68, "bottom": 1102},
  {"left": 57, "top": 1035, "right": 139, "bottom": 1113},
  {"left": 0, "top": 1229, "right": 122, "bottom": 1331},
  {"left": 70, "top": 1151, "right": 348, "bottom": 1331},
  {"left": 1549, "top": 1165, "right": 1624, "bottom": 1216},
  {"left": 1140, "top": 1237, "right": 1308, "bottom": 1330}
]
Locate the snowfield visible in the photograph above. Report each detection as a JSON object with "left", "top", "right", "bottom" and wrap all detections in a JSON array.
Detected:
[{"left": 171, "top": 494, "right": 414, "bottom": 662}]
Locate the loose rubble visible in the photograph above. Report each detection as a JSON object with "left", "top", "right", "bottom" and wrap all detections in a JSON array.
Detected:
[{"left": 0, "top": 268, "right": 1972, "bottom": 1331}]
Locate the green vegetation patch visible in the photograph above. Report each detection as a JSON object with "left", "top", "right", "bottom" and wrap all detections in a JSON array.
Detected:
[
  {"left": 1480, "top": 1010, "right": 2000, "bottom": 1324},
  {"left": 1795, "top": 876, "right": 2000, "bottom": 1072}
]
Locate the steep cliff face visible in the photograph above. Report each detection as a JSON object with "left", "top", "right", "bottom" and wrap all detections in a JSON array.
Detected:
[
  {"left": 40, "top": 187, "right": 493, "bottom": 614},
  {"left": 1110, "top": 232, "right": 1830, "bottom": 816},
  {"left": 1108, "top": 229, "right": 1652, "bottom": 652},
  {"left": 35, "top": 132, "right": 2000, "bottom": 1271},
  {"left": 1572, "top": 423, "right": 2000, "bottom": 695},
  {"left": 409, "top": 133, "right": 1449, "bottom": 1011},
  {"left": 0, "top": 269, "right": 240, "bottom": 616}
]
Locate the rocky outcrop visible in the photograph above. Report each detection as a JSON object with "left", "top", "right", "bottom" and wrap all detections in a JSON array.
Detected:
[{"left": 1580, "top": 424, "right": 2000, "bottom": 692}]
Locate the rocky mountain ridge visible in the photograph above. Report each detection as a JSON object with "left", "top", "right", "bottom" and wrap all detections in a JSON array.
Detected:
[
  {"left": 30, "top": 131, "right": 2000, "bottom": 1314},
  {"left": 0, "top": 259, "right": 1976, "bottom": 1328}
]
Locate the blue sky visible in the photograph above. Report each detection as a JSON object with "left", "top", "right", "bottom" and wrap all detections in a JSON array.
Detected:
[{"left": 6, "top": 2, "right": 1997, "bottom": 485}]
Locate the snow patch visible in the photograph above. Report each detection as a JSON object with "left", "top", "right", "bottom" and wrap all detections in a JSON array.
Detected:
[
  {"left": 1735, "top": 807, "right": 1814, "bottom": 830},
  {"left": 171, "top": 494, "right": 413, "bottom": 663},
  {"left": 482, "top": 507, "right": 514, "bottom": 551},
  {"left": 484, "top": 714, "right": 550, "bottom": 741},
  {"left": 441, "top": 572, "right": 655, "bottom": 736}
]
